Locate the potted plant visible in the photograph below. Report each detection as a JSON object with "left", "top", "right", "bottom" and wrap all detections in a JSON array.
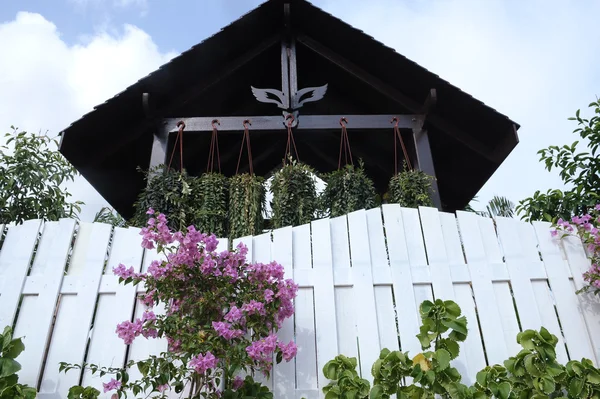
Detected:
[
  {"left": 270, "top": 159, "right": 318, "bottom": 228},
  {"left": 388, "top": 162, "right": 434, "bottom": 208},
  {"left": 320, "top": 160, "right": 376, "bottom": 217}
]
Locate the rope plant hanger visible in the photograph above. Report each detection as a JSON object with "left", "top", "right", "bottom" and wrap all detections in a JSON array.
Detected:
[
  {"left": 168, "top": 121, "right": 186, "bottom": 172},
  {"left": 388, "top": 116, "right": 434, "bottom": 208},
  {"left": 283, "top": 114, "right": 300, "bottom": 165},
  {"left": 229, "top": 119, "right": 265, "bottom": 239},
  {"left": 320, "top": 117, "right": 376, "bottom": 218},
  {"left": 193, "top": 119, "right": 228, "bottom": 237}
]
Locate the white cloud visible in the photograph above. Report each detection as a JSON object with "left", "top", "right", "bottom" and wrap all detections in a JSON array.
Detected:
[
  {"left": 317, "top": 0, "right": 600, "bottom": 211},
  {"left": 0, "top": 12, "right": 176, "bottom": 221}
]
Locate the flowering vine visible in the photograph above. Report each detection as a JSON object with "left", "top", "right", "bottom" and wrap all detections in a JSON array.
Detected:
[
  {"left": 61, "top": 209, "right": 298, "bottom": 399},
  {"left": 552, "top": 204, "right": 600, "bottom": 294}
]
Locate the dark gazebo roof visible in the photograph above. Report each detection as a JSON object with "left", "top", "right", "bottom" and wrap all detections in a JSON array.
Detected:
[{"left": 59, "top": 0, "right": 519, "bottom": 218}]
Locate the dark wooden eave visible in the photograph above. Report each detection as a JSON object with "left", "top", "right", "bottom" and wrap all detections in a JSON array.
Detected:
[{"left": 59, "top": 0, "right": 520, "bottom": 218}]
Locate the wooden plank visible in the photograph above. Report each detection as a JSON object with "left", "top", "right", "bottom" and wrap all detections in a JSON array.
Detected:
[
  {"left": 272, "top": 227, "right": 295, "bottom": 398},
  {"left": 82, "top": 226, "right": 145, "bottom": 392},
  {"left": 533, "top": 221, "right": 596, "bottom": 363},
  {"left": 39, "top": 222, "right": 112, "bottom": 397},
  {"left": 366, "top": 209, "right": 399, "bottom": 352},
  {"left": 495, "top": 217, "right": 543, "bottom": 332},
  {"left": 381, "top": 205, "right": 421, "bottom": 355},
  {"left": 561, "top": 231, "right": 600, "bottom": 364},
  {"left": 455, "top": 211, "right": 509, "bottom": 365},
  {"left": 311, "top": 218, "right": 338, "bottom": 390},
  {"left": 438, "top": 211, "right": 486, "bottom": 382},
  {"left": 0, "top": 219, "right": 41, "bottom": 327},
  {"left": 347, "top": 210, "right": 381, "bottom": 382},
  {"left": 330, "top": 216, "right": 358, "bottom": 363},
  {"left": 252, "top": 232, "right": 273, "bottom": 390},
  {"left": 531, "top": 280, "right": 569, "bottom": 363},
  {"left": 418, "top": 207, "right": 455, "bottom": 300},
  {"left": 15, "top": 219, "right": 76, "bottom": 387}
]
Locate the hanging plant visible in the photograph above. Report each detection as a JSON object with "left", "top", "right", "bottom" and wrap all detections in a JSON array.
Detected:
[
  {"left": 388, "top": 162, "right": 434, "bottom": 208},
  {"left": 228, "top": 173, "right": 266, "bottom": 239},
  {"left": 320, "top": 159, "right": 376, "bottom": 218},
  {"left": 130, "top": 165, "right": 193, "bottom": 231},
  {"left": 189, "top": 173, "right": 229, "bottom": 237},
  {"left": 270, "top": 159, "right": 318, "bottom": 228}
]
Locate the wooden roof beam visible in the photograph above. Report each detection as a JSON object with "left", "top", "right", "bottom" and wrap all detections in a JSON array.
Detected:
[{"left": 296, "top": 34, "right": 503, "bottom": 164}]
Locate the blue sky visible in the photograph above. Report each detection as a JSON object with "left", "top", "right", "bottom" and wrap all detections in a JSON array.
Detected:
[{"left": 1, "top": 0, "right": 599, "bottom": 220}]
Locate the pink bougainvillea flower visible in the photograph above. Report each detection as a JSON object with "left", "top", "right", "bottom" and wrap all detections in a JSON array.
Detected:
[{"left": 103, "top": 378, "right": 121, "bottom": 393}]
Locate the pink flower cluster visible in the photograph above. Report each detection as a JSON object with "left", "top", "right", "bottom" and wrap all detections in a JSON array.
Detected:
[
  {"left": 115, "top": 311, "right": 157, "bottom": 344},
  {"left": 246, "top": 334, "right": 297, "bottom": 371},
  {"left": 189, "top": 351, "right": 218, "bottom": 374},
  {"left": 212, "top": 321, "right": 244, "bottom": 340},
  {"left": 553, "top": 204, "right": 600, "bottom": 294},
  {"left": 103, "top": 378, "right": 121, "bottom": 393}
]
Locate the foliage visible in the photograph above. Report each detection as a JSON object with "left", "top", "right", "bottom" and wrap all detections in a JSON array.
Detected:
[
  {"left": 320, "top": 160, "right": 376, "bottom": 218},
  {"left": 388, "top": 163, "right": 434, "bottom": 208},
  {"left": 228, "top": 174, "right": 265, "bottom": 239},
  {"left": 67, "top": 385, "right": 101, "bottom": 399},
  {"left": 270, "top": 159, "right": 318, "bottom": 228},
  {"left": 130, "top": 165, "right": 189, "bottom": 231},
  {"left": 517, "top": 99, "right": 600, "bottom": 222},
  {"left": 61, "top": 210, "right": 298, "bottom": 398},
  {"left": 0, "top": 326, "right": 36, "bottom": 399},
  {"left": 552, "top": 204, "right": 600, "bottom": 295},
  {"left": 190, "top": 173, "right": 229, "bottom": 238},
  {"left": 323, "top": 299, "right": 600, "bottom": 399},
  {"left": 482, "top": 196, "right": 515, "bottom": 218},
  {"left": 0, "top": 128, "right": 82, "bottom": 225},
  {"left": 93, "top": 207, "right": 128, "bottom": 227}
]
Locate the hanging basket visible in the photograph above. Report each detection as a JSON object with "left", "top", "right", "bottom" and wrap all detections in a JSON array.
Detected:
[
  {"left": 190, "top": 172, "right": 229, "bottom": 237},
  {"left": 388, "top": 162, "right": 434, "bottom": 208},
  {"left": 320, "top": 159, "right": 376, "bottom": 218},
  {"left": 228, "top": 173, "right": 266, "bottom": 239},
  {"left": 130, "top": 164, "right": 190, "bottom": 231},
  {"left": 270, "top": 159, "right": 318, "bottom": 229}
]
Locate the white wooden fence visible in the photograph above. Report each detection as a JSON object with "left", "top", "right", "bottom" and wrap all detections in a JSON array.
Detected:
[{"left": 0, "top": 205, "right": 599, "bottom": 399}]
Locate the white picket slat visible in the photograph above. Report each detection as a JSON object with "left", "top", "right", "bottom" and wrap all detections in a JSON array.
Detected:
[
  {"left": 533, "top": 221, "right": 596, "bottom": 363},
  {"left": 0, "top": 219, "right": 41, "bottom": 327},
  {"left": 81, "top": 226, "right": 145, "bottom": 395},
  {"left": 381, "top": 205, "right": 421, "bottom": 355},
  {"left": 15, "top": 219, "right": 76, "bottom": 388},
  {"left": 39, "top": 222, "right": 112, "bottom": 398},
  {"left": 310, "top": 218, "right": 338, "bottom": 392},
  {"left": 455, "top": 211, "right": 509, "bottom": 365}
]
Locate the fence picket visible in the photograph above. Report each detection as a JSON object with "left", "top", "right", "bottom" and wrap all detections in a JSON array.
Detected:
[
  {"left": 15, "top": 219, "right": 76, "bottom": 388},
  {"left": 533, "top": 221, "right": 596, "bottom": 363},
  {"left": 455, "top": 211, "right": 509, "bottom": 365},
  {"left": 39, "top": 222, "right": 112, "bottom": 397},
  {"left": 347, "top": 210, "right": 381, "bottom": 382},
  {"left": 81, "top": 227, "right": 145, "bottom": 394},
  {"left": 310, "top": 218, "right": 338, "bottom": 393},
  {"left": 380, "top": 205, "right": 420, "bottom": 356},
  {"left": 0, "top": 219, "right": 41, "bottom": 327}
]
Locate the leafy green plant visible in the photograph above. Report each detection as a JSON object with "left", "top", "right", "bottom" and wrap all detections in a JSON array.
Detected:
[
  {"left": 320, "top": 160, "right": 376, "bottom": 218},
  {"left": 388, "top": 163, "right": 434, "bottom": 208},
  {"left": 67, "top": 385, "right": 100, "bottom": 399},
  {"left": 270, "top": 159, "right": 318, "bottom": 228},
  {"left": 0, "top": 326, "right": 36, "bottom": 399},
  {"left": 0, "top": 128, "right": 83, "bottom": 225},
  {"left": 130, "top": 165, "right": 189, "bottom": 231},
  {"left": 228, "top": 173, "right": 265, "bottom": 239},
  {"left": 324, "top": 299, "right": 600, "bottom": 399},
  {"left": 191, "top": 173, "right": 229, "bottom": 237},
  {"left": 93, "top": 207, "right": 127, "bottom": 227},
  {"left": 517, "top": 99, "right": 600, "bottom": 222}
]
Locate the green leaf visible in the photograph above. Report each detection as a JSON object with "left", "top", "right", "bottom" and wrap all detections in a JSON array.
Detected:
[
  {"left": 370, "top": 384, "right": 384, "bottom": 399},
  {"left": 441, "top": 317, "right": 468, "bottom": 336},
  {"left": 568, "top": 377, "right": 584, "bottom": 397},
  {"left": 4, "top": 339, "right": 25, "bottom": 360},
  {"left": 0, "top": 358, "right": 21, "bottom": 377},
  {"left": 435, "top": 349, "right": 451, "bottom": 371},
  {"left": 497, "top": 381, "right": 511, "bottom": 399}
]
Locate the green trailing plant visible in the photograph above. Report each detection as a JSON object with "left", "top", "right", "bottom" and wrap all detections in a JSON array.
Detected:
[
  {"left": 67, "top": 385, "right": 101, "bottom": 399},
  {"left": 320, "top": 160, "right": 376, "bottom": 218},
  {"left": 388, "top": 162, "right": 434, "bottom": 208},
  {"left": 323, "top": 299, "right": 600, "bottom": 399},
  {"left": 0, "top": 326, "right": 36, "bottom": 399},
  {"left": 517, "top": 99, "right": 600, "bottom": 222},
  {"left": 0, "top": 128, "right": 83, "bottom": 225},
  {"left": 228, "top": 173, "right": 265, "bottom": 239},
  {"left": 93, "top": 207, "right": 128, "bottom": 227},
  {"left": 270, "top": 159, "right": 318, "bottom": 228},
  {"left": 130, "top": 165, "right": 190, "bottom": 231},
  {"left": 191, "top": 173, "right": 229, "bottom": 237}
]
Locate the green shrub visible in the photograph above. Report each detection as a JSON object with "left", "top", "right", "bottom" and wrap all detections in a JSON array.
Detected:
[
  {"left": 270, "top": 160, "right": 318, "bottom": 228},
  {"left": 320, "top": 160, "right": 376, "bottom": 218}
]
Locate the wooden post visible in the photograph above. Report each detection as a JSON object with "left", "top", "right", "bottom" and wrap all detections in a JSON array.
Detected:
[
  {"left": 149, "top": 124, "right": 169, "bottom": 171},
  {"left": 413, "top": 125, "right": 442, "bottom": 210}
]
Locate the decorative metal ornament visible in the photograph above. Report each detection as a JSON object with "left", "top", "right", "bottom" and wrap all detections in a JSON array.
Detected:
[{"left": 251, "top": 84, "right": 328, "bottom": 113}]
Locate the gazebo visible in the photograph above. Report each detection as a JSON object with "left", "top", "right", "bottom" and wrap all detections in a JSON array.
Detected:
[{"left": 59, "top": 0, "right": 519, "bottom": 218}]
